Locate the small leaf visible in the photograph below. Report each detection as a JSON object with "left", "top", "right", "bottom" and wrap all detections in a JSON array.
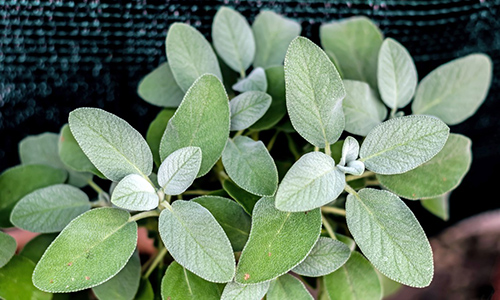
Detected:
[
  {"left": 221, "top": 281, "right": 270, "bottom": 300},
  {"left": 338, "top": 161, "right": 365, "bottom": 176},
  {"left": 222, "top": 180, "right": 260, "bottom": 215},
  {"left": 159, "top": 200, "right": 235, "bottom": 283},
  {"left": 10, "top": 184, "right": 91, "bottom": 233},
  {"left": 285, "top": 37, "right": 345, "bottom": 148},
  {"left": 158, "top": 147, "right": 202, "bottom": 195},
  {"left": 412, "top": 54, "right": 492, "bottom": 125},
  {"left": 421, "top": 192, "right": 450, "bottom": 221},
  {"left": 146, "top": 109, "right": 176, "bottom": 167},
  {"left": 33, "top": 208, "right": 138, "bottom": 292},
  {"left": 235, "top": 197, "right": 321, "bottom": 284},
  {"left": 267, "top": 274, "right": 313, "bottom": 300},
  {"left": 135, "top": 277, "right": 154, "bottom": 300},
  {"left": 137, "top": 62, "right": 184, "bottom": 107},
  {"left": 359, "top": 115, "right": 449, "bottom": 175},
  {"left": 0, "top": 256, "right": 52, "bottom": 300},
  {"left": 111, "top": 174, "right": 158, "bottom": 211},
  {"left": 232, "top": 67, "right": 267, "bottom": 92},
  {"left": 19, "top": 233, "right": 57, "bottom": 263},
  {"left": 0, "top": 231, "right": 16, "bottom": 268},
  {"left": 275, "top": 152, "right": 345, "bottom": 212},
  {"left": 230, "top": 91, "right": 272, "bottom": 131},
  {"left": 339, "top": 136, "right": 360, "bottom": 166},
  {"left": 166, "top": 23, "right": 222, "bottom": 92}
]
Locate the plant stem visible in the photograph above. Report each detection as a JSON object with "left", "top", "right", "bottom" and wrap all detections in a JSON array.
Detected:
[
  {"left": 129, "top": 210, "right": 160, "bottom": 222},
  {"left": 144, "top": 246, "right": 168, "bottom": 278},
  {"left": 390, "top": 106, "right": 398, "bottom": 119},
  {"left": 345, "top": 171, "right": 375, "bottom": 182},
  {"left": 321, "top": 206, "right": 346, "bottom": 217},
  {"left": 267, "top": 130, "right": 280, "bottom": 151},
  {"left": 364, "top": 179, "right": 379, "bottom": 186},
  {"left": 325, "top": 142, "right": 331, "bottom": 157},
  {"left": 285, "top": 133, "right": 301, "bottom": 160},
  {"left": 321, "top": 213, "right": 337, "bottom": 240},
  {"left": 314, "top": 146, "right": 319, "bottom": 152},
  {"left": 234, "top": 130, "right": 244, "bottom": 138},
  {"left": 344, "top": 184, "right": 358, "bottom": 196},
  {"left": 88, "top": 179, "right": 104, "bottom": 195},
  {"left": 239, "top": 69, "right": 246, "bottom": 79},
  {"left": 183, "top": 189, "right": 211, "bottom": 195}
]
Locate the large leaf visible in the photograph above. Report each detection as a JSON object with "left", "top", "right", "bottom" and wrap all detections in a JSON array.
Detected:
[
  {"left": 111, "top": 174, "right": 159, "bottom": 211},
  {"left": 359, "top": 115, "right": 449, "bottom": 175},
  {"left": 275, "top": 152, "right": 345, "bottom": 212},
  {"left": 0, "top": 231, "right": 16, "bottom": 268},
  {"left": 421, "top": 193, "right": 450, "bottom": 221},
  {"left": 285, "top": 37, "right": 345, "bottom": 148},
  {"left": 19, "top": 233, "right": 57, "bottom": 263},
  {"left": 235, "top": 197, "right": 321, "bottom": 284},
  {"left": 69, "top": 108, "right": 153, "bottom": 182},
  {"left": 33, "top": 208, "right": 138, "bottom": 292},
  {"left": 159, "top": 74, "right": 230, "bottom": 177},
  {"left": 412, "top": 54, "right": 492, "bottom": 125},
  {"left": 230, "top": 91, "right": 272, "bottom": 131},
  {"left": 222, "top": 179, "right": 260, "bottom": 215},
  {"left": 0, "top": 256, "right": 52, "bottom": 300},
  {"left": 137, "top": 62, "right": 184, "bottom": 107},
  {"left": 267, "top": 274, "right": 313, "bottom": 300},
  {"left": 221, "top": 281, "right": 270, "bottom": 300},
  {"left": 232, "top": 67, "right": 267, "bottom": 92},
  {"left": 346, "top": 188, "right": 433, "bottom": 287},
  {"left": 158, "top": 146, "right": 202, "bottom": 195},
  {"left": 146, "top": 109, "right": 176, "bottom": 167},
  {"left": 166, "top": 23, "right": 222, "bottom": 92},
  {"left": 159, "top": 200, "right": 235, "bottom": 283}
]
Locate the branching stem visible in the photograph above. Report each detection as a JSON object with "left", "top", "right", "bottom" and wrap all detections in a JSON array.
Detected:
[
  {"left": 321, "top": 213, "right": 337, "bottom": 240},
  {"left": 321, "top": 206, "right": 346, "bottom": 217},
  {"left": 129, "top": 210, "right": 160, "bottom": 222},
  {"left": 144, "top": 246, "right": 168, "bottom": 278},
  {"left": 345, "top": 171, "right": 375, "bottom": 182}
]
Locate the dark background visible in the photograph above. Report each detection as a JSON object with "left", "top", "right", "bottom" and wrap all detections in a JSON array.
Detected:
[{"left": 1, "top": 0, "right": 499, "bottom": 236}]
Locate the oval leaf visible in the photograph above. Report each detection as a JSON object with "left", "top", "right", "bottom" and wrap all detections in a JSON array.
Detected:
[
  {"left": 221, "top": 281, "right": 270, "bottom": 300},
  {"left": 19, "top": 233, "right": 57, "bottom": 264},
  {"left": 111, "top": 174, "right": 159, "bottom": 211},
  {"left": 158, "top": 147, "right": 202, "bottom": 195},
  {"left": 340, "top": 136, "right": 360, "bottom": 166},
  {"left": 421, "top": 193, "right": 450, "bottom": 221},
  {"left": 230, "top": 91, "right": 272, "bottom": 131},
  {"left": 0, "top": 256, "right": 52, "bottom": 300},
  {"left": 0, "top": 231, "right": 16, "bottom": 268},
  {"left": 232, "top": 67, "right": 267, "bottom": 92},
  {"left": 222, "top": 180, "right": 260, "bottom": 215},
  {"left": 146, "top": 109, "right": 176, "bottom": 167},
  {"left": 267, "top": 274, "right": 313, "bottom": 300},
  {"left": 137, "top": 62, "right": 184, "bottom": 107}
]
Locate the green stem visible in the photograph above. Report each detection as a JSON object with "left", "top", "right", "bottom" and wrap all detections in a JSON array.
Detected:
[
  {"left": 285, "top": 133, "right": 301, "bottom": 161},
  {"left": 364, "top": 179, "right": 379, "bottom": 186},
  {"left": 324, "top": 142, "right": 331, "bottom": 157},
  {"left": 345, "top": 171, "right": 375, "bottom": 182},
  {"left": 321, "top": 214, "right": 337, "bottom": 240},
  {"left": 267, "top": 130, "right": 280, "bottom": 151},
  {"left": 144, "top": 246, "right": 168, "bottom": 278},
  {"left": 234, "top": 130, "right": 244, "bottom": 138},
  {"left": 344, "top": 184, "right": 358, "bottom": 196},
  {"left": 183, "top": 190, "right": 211, "bottom": 195},
  {"left": 239, "top": 69, "right": 246, "bottom": 79},
  {"left": 314, "top": 146, "right": 320, "bottom": 152},
  {"left": 321, "top": 206, "right": 346, "bottom": 217},
  {"left": 390, "top": 106, "right": 398, "bottom": 119},
  {"left": 88, "top": 179, "right": 104, "bottom": 195},
  {"left": 129, "top": 210, "right": 160, "bottom": 222}
]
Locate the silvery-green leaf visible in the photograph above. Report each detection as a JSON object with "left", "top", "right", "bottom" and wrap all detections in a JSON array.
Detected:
[
  {"left": 146, "top": 109, "right": 176, "bottom": 167},
  {"left": 159, "top": 200, "right": 235, "bottom": 283},
  {"left": 222, "top": 180, "right": 260, "bottom": 215},
  {"left": 161, "top": 262, "right": 221, "bottom": 300},
  {"left": 339, "top": 136, "right": 360, "bottom": 166},
  {"left": 221, "top": 281, "right": 269, "bottom": 300},
  {"left": 235, "top": 197, "right": 321, "bottom": 284},
  {"left": 232, "top": 67, "right": 267, "bottom": 92},
  {"left": 222, "top": 136, "right": 278, "bottom": 197},
  {"left": 421, "top": 192, "right": 450, "bottom": 221},
  {"left": 212, "top": 6, "right": 255, "bottom": 74},
  {"left": 19, "top": 233, "right": 57, "bottom": 263},
  {"left": 285, "top": 37, "right": 345, "bottom": 148},
  {"left": 137, "top": 62, "right": 184, "bottom": 107},
  {"left": 359, "top": 115, "right": 449, "bottom": 175},
  {"left": 69, "top": 108, "right": 153, "bottom": 182},
  {"left": 293, "top": 237, "right": 351, "bottom": 277},
  {"left": 160, "top": 74, "right": 230, "bottom": 177},
  {"left": 10, "top": 184, "right": 91, "bottom": 233},
  {"left": 377, "top": 38, "right": 417, "bottom": 109},
  {"left": 346, "top": 188, "right": 433, "bottom": 287},
  {"left": 323, "top": 251, "right": 382, "bottom": 300},
  {"left": 343, "top": 80, "right": 387, "bottom": 136},
  {"left": 275, "top": 152, "right": 345, "bottom": 212},
  {"left": 267, "top": 274, "right": 313, "bottom": 300},
  {"left": 111, "top": 174, "right": 158, "bottom": 211},
  {"left": 158, "top": 147, "right": 202, "bottom": 195},
  {"left": 0, "top": 256, "right": 52, "bottom": 300},
  {"left": 377, "top": 134, "right": 471, "bottom": 200},
  {"left": 0, "top": 231, "right": 16, "bottom": 268},
  {"left": 166, "top": 23, "right": 222, "bottom": 92},
  {"left": 338, "top": 161, "right": 365, "bottom": 176},
  {"left": 252, "top": 11, "right": 301, "bottom": 69},
  {"left": 320, "top": 17, "right": 383, "bottom": 89},
  {"left": 33, "top": 208, "right": 138, "bottom": 292},
  {"left": 412, "top": 54, "right": 492, "bottom": 125},
  {"left": 230, "top": 91, "right": 272, "bottom": 131}
]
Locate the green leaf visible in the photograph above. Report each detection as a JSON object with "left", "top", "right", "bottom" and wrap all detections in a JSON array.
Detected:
[
  {"left": 192, "top": 196, "right": 251, "bottom": 252},
  {"left": 377, "top": 271, "right": 403, "bottom": 298},
  {"left": 212, "top": 6, "right": 255, "bottom": 74},
  {"left": 137, "top": 62, "right": 184, "bottom": 107},
  {"left": 166, "top": 23, "right": 222, "bottom": 92},
  {"left": 0, "top": 231, "right": 16, "bottom": 268},
  {"left": 320, "top": 16, "right": 383, "bottom": 89},
  {"left": 293, "top": 237, "right": 351, "bottom": 277},
  {"left": 0, "top": 256, "right": 52, "bottom": 300},
  {"left": 0, "top": 164, "right": 67, "bottom": 228},
  {"left": 377, "top": 134, "right": 471, "bottom": 199},
  {"left": 230, "top": 91, "right": 272, "bottom": 131},
  {"left": 160, "top": 74, "right": 230, "bottom": 177},
  {"left": 33, "top": 208, "right": 138, "bottom": 292},
  {"left": 111, "top": 174, "right": 159, "bottom": 211},
  {"left": 411, "top": 53, "right": 492, "bottom": 125},
  {"left": 135, "top": 277, "right": 154, "bottom": 300},
  {"left": 275, "top": 152, "right": 345, "bottom": 212},
  {"left": 158, "top": 147, "right": 202, "bottom": 195},
  {"left": 235, "top": 197, "right": 321, "bottom": 284},
  {"left": 252, "top": 10, "right": 301, "bottom": 69},
  {"left": 377, "top": 38, "right": 417, "bottom": 109},
  {"left": 221, "top": 281, "right": 269, "bottom": 300},
  {"left": 146, "top": 109, "right": 176, "bottom": 167},
  {"left": 19, "top": 233, "right": 57, "bottom": 263},
  {"left": 359, "top": 115, "right": 449, "bottom": 175},
  {"left": 346, "top": 188, "right": 433, "bottom": 287},
  {"left": 10, "top": 184, "right": 91, "bottom": 233},
  {"left": 161, "top": 261, "right": 221, "bottom": 300},
  {"left": 421, "top": 193, "right": 450, "bottom": 221},
  {"left": 285, "top": 37, "right": 345, "bottom": 148},
  {"left": 92, "top": 251, "right": 141, "bottom": 300},
  {"left": 69, "top": 108, "right": 153, "bottom": 182},
  {"left": 222, "top": 136, "right": 278, "bottom": 197},
  {"left": 323, "top": 251, "right": 382, "bottom": 300},
  {"left": 222, "top": 180, "right": 260, "bottom": 215},
  {"left": 267, "top": 274, "right": 313, "bottom": 300},
  {"left": 335, "top": 233, "right": 356, "bottom": 252},
  {"left": 232, "top": 67, "right": 267, "bottom": 92},
  {"left": 159, "top": 200, "right": 235, "bottom": 283}
]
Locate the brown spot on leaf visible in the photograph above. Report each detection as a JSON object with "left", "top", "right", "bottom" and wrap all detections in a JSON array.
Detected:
[
  {"left": 85, "top": 276, "right": 90, "bottom": 280},
  {"left": 268, "top": 252, "right": 272, "bottom": 257},
  {"left": 244, "top": 273, "right": 250, "bottom": 280},
  {"left": 167, "top": 297, "right": 171, "bottom": 300},
  {"left": 49, "top": 279, "right": 54, "bottom": 284},
  {"left": 443, "top": 177, "right": 447, "bottom": 181},
  {"left": 412, "top": 193, "right": 416, "bottom": 198},
  {"left": 304, "top": 211, "right": 308, "bottom": 215},
  {"left": 67, "top": 262, "right": 73, "bottom": 266}
]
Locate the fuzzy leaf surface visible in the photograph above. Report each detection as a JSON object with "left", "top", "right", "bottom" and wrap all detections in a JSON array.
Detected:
[
  {"left": 137, "top": 62, "right": 184, "bottom": 107},
  {"left": 232, "top": 67, "right": 267, "bottom": 92},
  {"left": 0, "top": 231, "right": 16, "bottom": 268},
  {"left": 267, "top": 274, "right": 313, "bottom": 300},
  {"left": 161, "top": 262, "right": 221, "bottom": 300},
  {"left": 19, "top": 234, "right": 57, "bottom": 263},
  {"left": 158, "top": 146, "right": 202, "bottom": 195},
  {"left": 111, "top": 174, "right": 159, "bottom": 211},
  {"left": 230, "top": 91, "right": 272, "bottom": 131},
  {"left": 340, "top": 136, "right": 360, "bottom": 166},
  {"left": 222, "top": 180, "right": 260, "bottom": 215},
  {"left": 0, "top": 256, "right": 52, "bottom": 300},
  {"left": 146, "top": 109, "right": 175, "bottom": 167},
  {"left": 221, "top": 281, "right": 270, "bottom": 300}
]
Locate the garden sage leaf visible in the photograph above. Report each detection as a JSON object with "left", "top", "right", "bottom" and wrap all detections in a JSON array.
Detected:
[
  {"left": 135, "top": 277, "right": 154, "bottom": 300},
  {"left": 222, "top": 179, "right": 260, "bottom": 215},
  {"left": 421, "top": 192, "right": 450, "bottom": 221},
  {"left": 285, "top": 37, "right": 345, "bottom": 148},
  {"left": 337, "top": 161, "right": 365, "bottom": 176},
  {"left": 267, "top": 274, "right": 313, "bottom": 300},
  {"left": 346, "top": 188, "right": 434, "bottom": 287},
  {"left": 230, "top": 91, "right": 272, "bottom": 131},
  {"left": 232, "top": 67, "right": 267, "bottom": 92},
  {"left": 221, "top": 281, "right": 270, "bottom": 300},
  {"left": 0, "top": 231, "right": 16, "bottom": 268},
  {"left": 0, "top": 256, "right": 52, "bottom": 300},
  {"left": 339, "top": 136, "right": 360, "bottom": 166},
  {"left": 158, "top": 146, "right": 202, "bottom": 195},
  {"left": 137, "top": 62, "right": 184, "bottom": 107},
  {"left": 146, "top": 109, "right": 175, "bottom": 167},
  {"left": 111, "top": 174, "right": 159, "bottom": 211},
  {"left": 359, "top": 115, "right": 449, "bottom": 175},
  {"left": 19, "top": 233, "right": 57, "bottom": 264}
]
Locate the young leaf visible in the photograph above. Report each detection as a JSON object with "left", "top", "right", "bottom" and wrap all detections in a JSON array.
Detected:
[
  {"left": 111, "top": 174, "right": 159, "bottom": 211},
  {"left": 377, "top": 134, "right": 471, "bottom": 199},
  {"left": 232, "top": 67, "right": 267, "bottom": 92},
  {"left": 337, "top": 161, "right": 365, "bottom": 176},
  {"left": 161, "top": 262, "right": 221, "bottom": 300},
  {"left": 33, "top": 208, "right": 138, "bottom": 292},
  {"left": 166, "top": 23, "right": 222, "bottom": 92},
  {"left": 160, "top": 74, "right": 230, "bottom": 177},
  {"left": 292, "top": 237, "right": 351, "bottom": 277},
  {"left": 252, "top": 10, "right": 301, "bottom": 69},
  {"left": 359, "top": 115, "right": 449, "bottom": 175},
  {"left": 235, "top": 197, "right": 321, "bottom": 284},
  {"left": 346, "top": 188, "right": 434, "bottom": 287},
  {"left": 230, "top": 91, "right": 272, "bottom": 131},
  {"left": 0, "top": 231, "right": 16, "bottom": 268},
  {"left": 323, "top": 252, "right": 382, "bottom": 300},
  {"left": 275, "top": 152, "right": 345, "bottom": 212},
  {"left": 212, "top": 6, "right": 255, "bottom": 74},
  {"left": 221, "top": 281, "right": 270, "bottom": 300},
  {"left": 222, "top": 179, "right": 260, "bottom": 215},
  {"left": 339, "top": 136, "right": 360, "bottom": 166},
  {"left": 267, "top": 274, "right": 313, "bottom": 300},
  {"left": 19, "top": 233, "right": 57, "bottom": 263},
  {"left": 0, "top": 256, "right": 52, "bottom": 300},
  {"left": 285, "top": 37, "right": 345, "bottom": 148},
  {"left": 137, "top": 62, "right": 184, "bottom": 107},
  {"left": 159, "top": 200, "right": 235, "bottom": 283},
  {"left": 421, "top": 192, "right": 450, "bottom": 221},
  {"left": 158, "top": 146, "right": 202, "bottom": 195},
  {"left": 10, "top": 184, "right": 91, "bottom": 233},
  {"left": 412, "top": 54, "right": 492, "bottom": 125},
  {"left": 222, "top": 136, "right": 278, "bottom": 197},
  {"left": 69, "top": 108, "right": 153, "bottom": 182},
  {"left": 146, "top": 109, "right": 176, "bottom": 167}
]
